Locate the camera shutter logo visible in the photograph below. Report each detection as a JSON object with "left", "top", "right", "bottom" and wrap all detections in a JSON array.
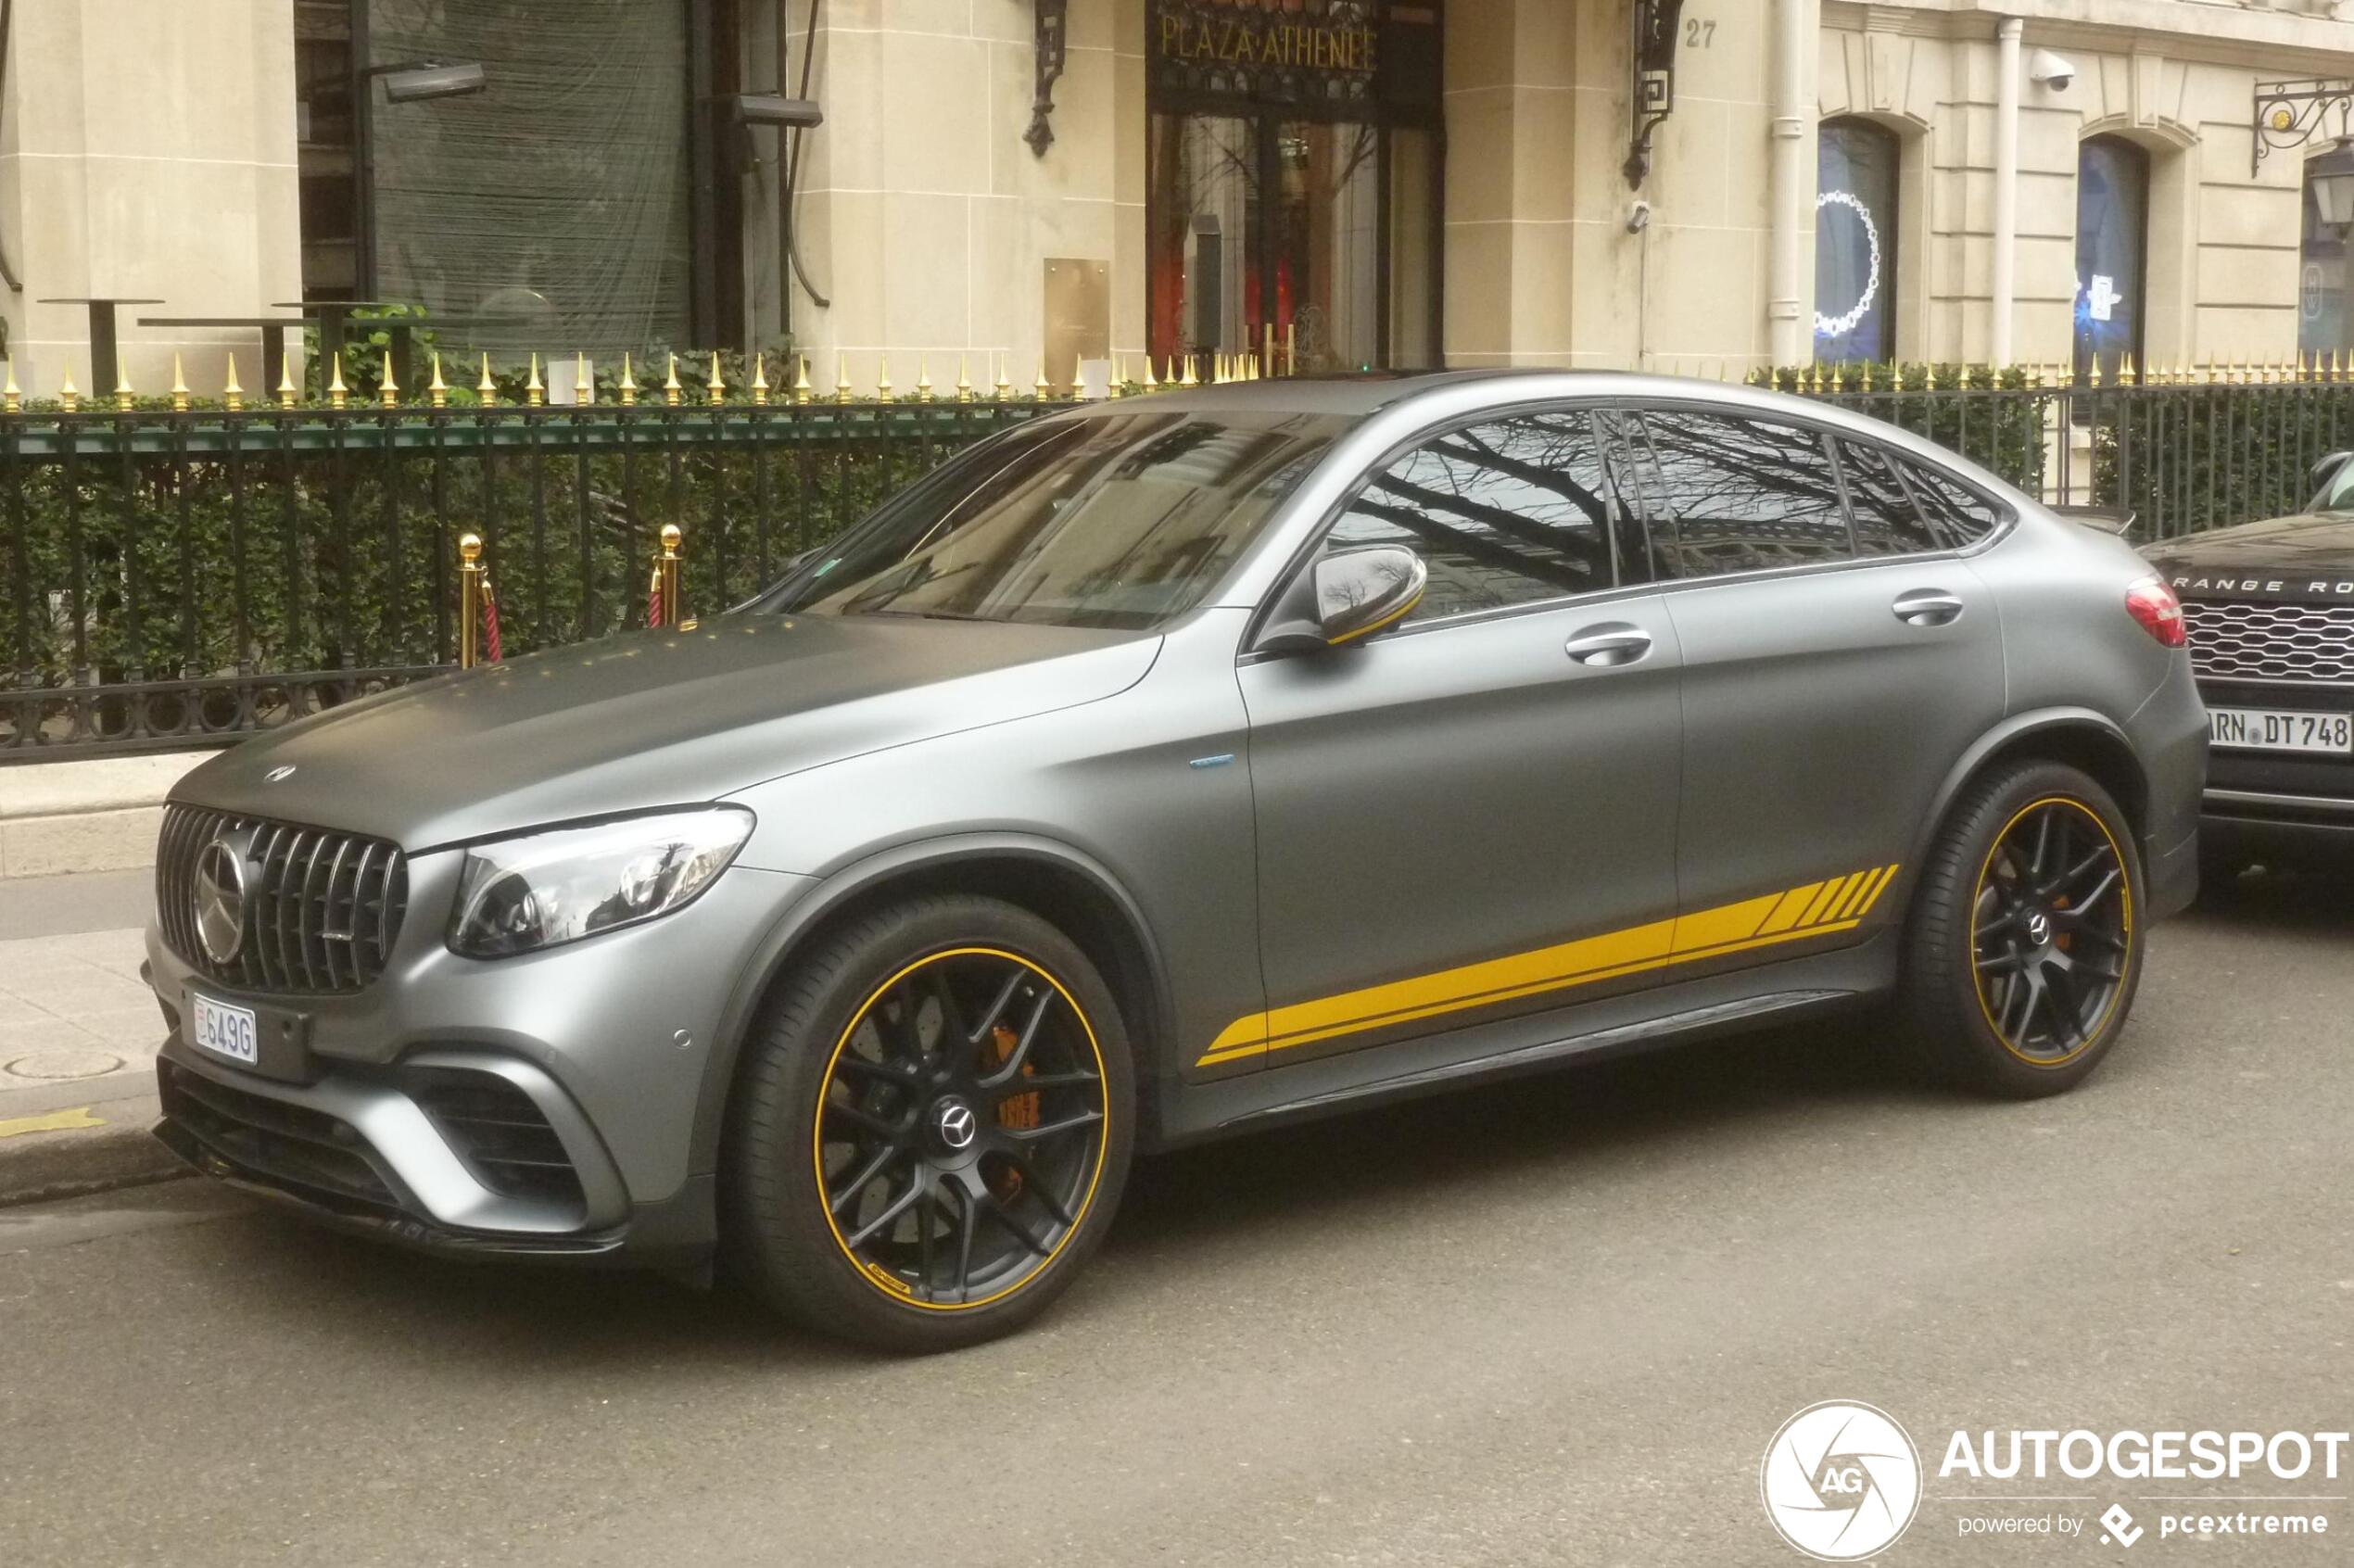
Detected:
[
  {"left": 1761, "top": 1401, "right": 1922, "bottom": 1561},
  {"left": 193, "top": 836, "right": 250, "bottom": 967}
]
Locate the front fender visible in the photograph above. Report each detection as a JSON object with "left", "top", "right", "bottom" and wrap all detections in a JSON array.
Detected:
[{"left": 686, "top": 831, "right": 1177, "bottom": 1177}]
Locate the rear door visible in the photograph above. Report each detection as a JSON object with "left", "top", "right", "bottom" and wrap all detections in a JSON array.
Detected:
[
  {"left": 1221, "top": 407, "right": 1685, "bottom": 1073},
  {"left": 1622, "top": 406, "right": 2008, "bottom": 970}
]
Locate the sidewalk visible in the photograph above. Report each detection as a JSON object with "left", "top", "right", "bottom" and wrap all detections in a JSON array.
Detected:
[{"left": 0, "top": 869, "right": 182, "bottom": 1203}]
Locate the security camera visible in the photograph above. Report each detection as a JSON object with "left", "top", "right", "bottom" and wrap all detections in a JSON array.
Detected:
[
  {"left": 2027, "top": 49, "right": 2075, "bottom": 92},
  {"left": 1626, "top": 199, "right": 1653, "bottom": 235}
]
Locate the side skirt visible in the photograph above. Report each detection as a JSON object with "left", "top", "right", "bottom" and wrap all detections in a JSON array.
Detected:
[{"left": 1153, "top": 929, "right": 1896, "bottom": 1148}]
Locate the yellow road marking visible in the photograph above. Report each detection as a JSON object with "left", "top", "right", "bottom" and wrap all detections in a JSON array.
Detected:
[
  {"left": 1199, "top": 864, "right": 1900, "bottom": 1069},
  {"left": 0, "top": 1106, "right": 106, "bottom": 1140}
]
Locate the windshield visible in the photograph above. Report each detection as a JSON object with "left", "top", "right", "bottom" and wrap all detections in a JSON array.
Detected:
[{"left": 754, "top": 411, "right": 1350, "bottom": 631}]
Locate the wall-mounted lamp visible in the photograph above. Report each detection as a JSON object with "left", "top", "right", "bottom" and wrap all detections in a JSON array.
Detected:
[
  {"left": 727, "top": 94, "right": 824, "bottom": 129},
  {"left": 375, "top": 60, "right": 487, "bottom": 105},
  {"left": 2254, "top": 77, "right": 2354, "bottom": 178}
]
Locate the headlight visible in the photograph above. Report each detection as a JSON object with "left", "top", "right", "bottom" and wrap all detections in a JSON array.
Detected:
[{"left": 449, "top": 806, "right": 755, "bottom": 958}]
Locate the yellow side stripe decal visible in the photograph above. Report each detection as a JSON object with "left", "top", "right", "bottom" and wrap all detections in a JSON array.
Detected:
[{"left": 1198, "top": 864, "right": 1900, "bottom": 1069}]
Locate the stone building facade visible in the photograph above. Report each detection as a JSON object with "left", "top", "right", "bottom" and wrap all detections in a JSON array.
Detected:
[{"left": 4, "top": 0, "right": 2353, "bottom": 395}]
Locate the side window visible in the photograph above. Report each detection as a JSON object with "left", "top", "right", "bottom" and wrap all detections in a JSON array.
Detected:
[
  {"left": 1901, "top": 462, "right": 2004, "bottom": 548},
  {"left": 1630, "top": 411, "right": 1854, "bottom": 579},
  {"left": 1838, "top": 440, "right": 1943, "bottom": 557},
  {"left": 1323, "top": 411, "right": 1620, "bottom": 624}
]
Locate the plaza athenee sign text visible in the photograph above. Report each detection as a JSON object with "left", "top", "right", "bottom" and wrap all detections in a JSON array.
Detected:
[{"left": 1156, "top": 9, "right": 1378, "bottom": 75}]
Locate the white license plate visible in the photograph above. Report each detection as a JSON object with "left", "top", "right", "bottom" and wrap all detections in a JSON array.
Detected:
[
  {"left": 2208, "top": 706, "right": 2354, "bottom": 755},
  {"left": 189, "top": 993, "right": 259, "bottom": 1066}
]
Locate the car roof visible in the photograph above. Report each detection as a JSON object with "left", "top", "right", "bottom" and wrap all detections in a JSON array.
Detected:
[{"left": 1068, "top": 367, "right": 1827, "bottom": 422}]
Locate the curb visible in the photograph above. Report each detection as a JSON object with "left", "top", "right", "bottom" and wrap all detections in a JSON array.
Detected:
[
  {"left": 0, "top": 750, "right": 213, "bottom": 879},
  {"left": 0, "top": 1088, "right": 185, "bottom": 1207}
]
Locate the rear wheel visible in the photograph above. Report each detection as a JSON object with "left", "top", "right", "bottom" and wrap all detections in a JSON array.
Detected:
[
  {"left": 1896, "top": 761, "right": 2145, "bottom": 1096},
  {"left": 722, "top": 894, "right": 1133, "bottom": 1350}
]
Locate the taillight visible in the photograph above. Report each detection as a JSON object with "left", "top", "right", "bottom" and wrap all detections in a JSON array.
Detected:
[{"left": 2125, "top": 576, "right": 2187, "bottom": 648}]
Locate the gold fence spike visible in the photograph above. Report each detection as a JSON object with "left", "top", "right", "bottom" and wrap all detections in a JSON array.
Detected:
[
  {"left": 993, "top": 355, "right": 1013, "bottom": 400},
  {"left": 1035, "top": 358, "right": 1052, "bottom": 399},
  {"left": 477, "top": 351, "right": 498, "bottom": 406},
  {"left": 752, "top": 351, "right": 770, "bottom": 407},
  {"left": 2, "top": 360, "right": 18, "bottom": 414},
  {"left": 327, "top": 352, "right": 347, "bottom": 410},
  {"left": 1284, "top": 322, "right": 1297, "bottom": 375},
  {"left": 576, "top": 352, "right": 594, "bottom": 406},
  {"left": 916, "top": 354, "right": 933, "bottom": 403},
  {"left": 1178, "top": 355, "right": 1198, "bottom": 388},
  {"left": 956, "top": 353, "right": 974, "bottom": 403},
  {"left": 115, "top": 362, "right": 135, "bottom": 411},
  {"left": 793, "top": 353, "right": 813, "bottom": 405},
  {"left": 170, "top": 353, "right": 190, "bottom": 412},
  {"left": 875, "top": 355, "right": 893, "bottom": 404},
  {"left": 280, "top": 350, "right": 299, "bottom": 410},
  {"left": 59, "top": 367, "right": 79, "bottom": 413},
  {"left": 1110, "top": 356, "right": 1127, "bottom": 398},
  {"left": 2119, "top": 353, "right": 2137, "bottom": 387},
  {"left": 525, "top": 353, "right": 545, "bottom": 407},
  {"left": 428, "top": 350, "right": 447, "bottom": 409},
  {"left": 379, "top": 350, "right": 399, "bottom": 409},
  {"left": 1073, "top": 356, "right": 1085, "bottom": 397},
  {"left": 1141, "top": 356, "right": 1158, "bottom": 393},
  {"left": 835, "top": 353, "right": 854, "bottom": 405},
  {"left": 618, "top": 351, "right": 639, "bottom": 406},
  {"left": 665, "top": 353, "right": 684, "bottom": 407},
  {"left": 2335, "top": 348, "right": 2346, "bottom": 382},
  {"left": 223, "top": 353, "right": 241, "bottom": 410},
  {"left": 705, "top": 352, "right": 726, "bottom": 404}
]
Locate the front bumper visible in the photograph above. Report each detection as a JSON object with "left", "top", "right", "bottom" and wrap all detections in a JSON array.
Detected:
[
  {"left": 2192, "top": 676, "right": 2354, "bottom": 863},
  {"left": 146, "top": 854, "right": 816, "bottom": 1261}
]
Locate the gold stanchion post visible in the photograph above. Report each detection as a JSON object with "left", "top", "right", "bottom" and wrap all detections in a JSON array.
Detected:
[{"left": 459, "top": 533, "right": 485, "bottom": 669}]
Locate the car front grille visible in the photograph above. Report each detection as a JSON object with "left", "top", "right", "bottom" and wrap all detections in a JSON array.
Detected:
[
  {"left": 158, "top": 805, "right": 409, "bottom": 994},
  {"left": 158, "top": 1058, "right": 403, "bottom": 1212},
  {"left": 2182, "top": 600, "right": 2354, "bottom": 685},
  {"left": 411, "top": 1068, "right": 587, "bottom": 1214}
]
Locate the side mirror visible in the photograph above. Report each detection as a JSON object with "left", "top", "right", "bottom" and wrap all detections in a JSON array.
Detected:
[
  {"left": 2314, "top": 451, "right": 2353, "bottom": 489},
  {"left": 1259, "top": 546, "right": 1427, "bottom": 654}
]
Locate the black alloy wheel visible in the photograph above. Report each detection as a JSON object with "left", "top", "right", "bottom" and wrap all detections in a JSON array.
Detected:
[
  {"left": 1968, "top": 797, "right": 2133, "bottom": 1065},
  {"left": 724, "top": 893, "right": 1134, "bottom": 1350},
  {"left": 1896, "top": 760, "right": 2145, "bottom": 1097},
  {"left": 815, "top": 947, "right": 1110, "bottom": 1309}
]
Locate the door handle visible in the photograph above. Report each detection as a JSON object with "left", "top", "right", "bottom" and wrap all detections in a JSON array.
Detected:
[
  {"left": 1564, "top": 624, "right": 1654, "bottom": 667},
  {"left": 1892, "top": 588, "right": 1967, "bottom": 627}
]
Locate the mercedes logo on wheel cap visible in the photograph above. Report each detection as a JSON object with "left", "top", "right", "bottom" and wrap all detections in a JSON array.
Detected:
[
  {"left": 193, "top": 835, "right": 249, "bottom": 966},
  {"left": 2026, "top": 910, "right": 2053, "bottom": 946},
  {"left": 933, "top": 1098, "right": 978, "bottom": 1152}
]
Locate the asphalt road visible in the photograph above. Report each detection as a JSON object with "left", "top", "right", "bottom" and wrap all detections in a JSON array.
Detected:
[{"left": 3, "top": 874, "right": 2350, "bottom": 1568}]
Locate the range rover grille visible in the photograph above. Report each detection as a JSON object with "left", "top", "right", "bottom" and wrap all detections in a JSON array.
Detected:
[
  {"left": 2181, "top": 600, "right": 2354, "bottom": 685},
  {"left": 158, "top": 804, "right": 408, "bottom": 994}
]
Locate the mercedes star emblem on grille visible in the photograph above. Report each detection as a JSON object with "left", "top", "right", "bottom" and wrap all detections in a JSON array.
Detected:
[{"left": 193, "top": 835, "right": 249, "bottom": 966}]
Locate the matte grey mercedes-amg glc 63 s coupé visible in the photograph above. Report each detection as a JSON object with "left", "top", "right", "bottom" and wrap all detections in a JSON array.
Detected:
[{"left": 146, "top": 373, "right": 2206, "bottom": 1348}]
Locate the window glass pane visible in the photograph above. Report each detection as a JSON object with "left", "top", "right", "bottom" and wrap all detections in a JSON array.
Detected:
[
  {"left": 2074, "top": 137, "right": 2149, "bottom": 388},
  {"left": 2299, "top": 146, "right": 2354, "bottom": 362},
  {"left": 1816, "top": 120, "right": 1899, "bottom": 363},
  {"left": 1272, "top": 121, "right": 1384, "bottom": 373},
  {"left": 1632, "top": 412, "right": 1852, "bottom": 578},
  {"left": 1148, "top": 113, "right": 1259, "bottom": 367},
  {"left": 1839, "top": 441, "right": 1943, "bottom": 556},
  {"left": 1902, "top": 462, "right": 2003, "bottom": 547},
  {"left": 368, "top": 0, "right": 692, "bottom": 357},
  {"left": 781, "top": 412, "right": 1347, "bottom": 631},
  {"left": 1324, "top": 413, "right": 1618, "bottom": 622}
]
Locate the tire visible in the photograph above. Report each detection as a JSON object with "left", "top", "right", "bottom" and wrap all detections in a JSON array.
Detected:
[
  {"left": 721, "top": 893, "right": 1135, "bottom": 1351},
  {"left": 1895, "top": 761, "right": 2146, "bottom": 1098}
]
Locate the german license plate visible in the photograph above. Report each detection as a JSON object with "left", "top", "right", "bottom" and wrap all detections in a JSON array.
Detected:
[
  {"left": 189, "top": 993, "right": 259, "bottom": 1066},
  {"left": 2208, "top": 706, "right": 2354, "bottom": 754}
]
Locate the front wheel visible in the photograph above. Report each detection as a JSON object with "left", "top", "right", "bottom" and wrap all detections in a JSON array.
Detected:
[
  {"left": 722, "top": 894, "right": 1134, "bottom": 1350},
  {"left": 1896, "top": 761, "right": 2145, "bottom": 1097}
]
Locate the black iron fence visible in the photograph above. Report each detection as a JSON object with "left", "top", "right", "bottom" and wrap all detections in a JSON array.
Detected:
[
  {"left": 3, "top": 360, "right": 2348, "bottom": 759},
  {"left": 0, "top": 398, "right": 1050, "bottom": 758}
]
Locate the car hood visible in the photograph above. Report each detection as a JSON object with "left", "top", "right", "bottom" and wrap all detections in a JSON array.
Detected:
[
  {"left": 2142, "top": 512, "right": 2354, "bottom": 589},
  {"left": 173, "top": 615, "right": 1161, "bottom": 848}
]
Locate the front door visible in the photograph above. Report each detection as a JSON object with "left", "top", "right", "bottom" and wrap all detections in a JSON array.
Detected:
[
  {"left": 1210, "top": 408, "right": 1685, "bottom": 1074},
  {"left": 1621, "top": 406, "right": 2009, "bottom": 972}
]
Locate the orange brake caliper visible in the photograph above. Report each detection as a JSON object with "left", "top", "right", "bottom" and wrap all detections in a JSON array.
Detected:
[{"left": 987, "top": 1024, "right": 1040, "bottom": 1202}]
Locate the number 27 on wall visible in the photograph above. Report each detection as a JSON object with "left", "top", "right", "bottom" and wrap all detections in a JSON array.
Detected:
[{"left": 1685, "top": 17, "right": 1715, "bottom": 47}]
